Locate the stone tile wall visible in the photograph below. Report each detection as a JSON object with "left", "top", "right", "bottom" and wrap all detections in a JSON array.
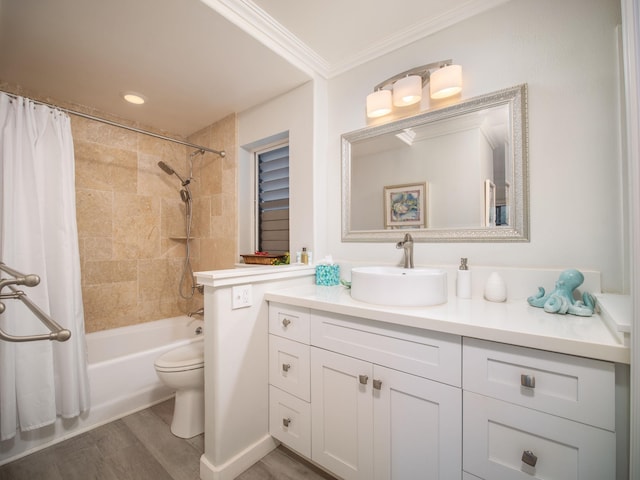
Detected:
[
  {"left": 1, "top": 82, "right": 237, "bottom": 333},
  {"left": 73, "top": 114, "right": 237, "bottom": 332}
]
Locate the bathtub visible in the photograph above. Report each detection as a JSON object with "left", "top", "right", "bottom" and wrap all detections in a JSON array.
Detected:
[
  {"left": 86, "top": 315, "right": 204, "bottom": 421},
  {"left": 0, "top": 315, "right": 204, "bottom": 466}
]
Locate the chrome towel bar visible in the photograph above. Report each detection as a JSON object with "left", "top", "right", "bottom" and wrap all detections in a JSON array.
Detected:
[{"left": 0, "top": 262, "right": 71, "bottom": 343}]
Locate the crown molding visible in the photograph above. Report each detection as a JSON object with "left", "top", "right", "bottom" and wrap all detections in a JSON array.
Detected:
[
  {"left": 199, "top": 0, "right": 330, "bottom": 79},
  {"left": 201, "top": 0, "right": 511, "bottom": 80},
  {"left": 329, "top": 0, "right": 511, "bottom": 77}
]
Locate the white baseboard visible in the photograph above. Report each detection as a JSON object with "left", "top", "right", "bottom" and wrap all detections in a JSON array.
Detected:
[{"left": 199, "top": 434, "right": 278, "bottom": 480}]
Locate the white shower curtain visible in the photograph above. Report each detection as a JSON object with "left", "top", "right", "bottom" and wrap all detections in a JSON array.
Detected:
[{"left": 0, "top": 93, "right": 89, "bottom": 441}]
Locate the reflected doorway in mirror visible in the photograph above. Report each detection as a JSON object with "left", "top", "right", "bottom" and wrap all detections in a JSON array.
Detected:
[{"left": 484, "top": 179, "right": 496, "bottom": 227}]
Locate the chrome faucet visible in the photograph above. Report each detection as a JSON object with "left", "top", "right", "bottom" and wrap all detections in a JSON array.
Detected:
[{"left": 396, "top": 233, "right": 414, "bottom": 269}]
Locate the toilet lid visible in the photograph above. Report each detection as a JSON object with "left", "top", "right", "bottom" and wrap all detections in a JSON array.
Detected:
[{"left": 154, "top": 340, "right": 204, "bottom": 370}]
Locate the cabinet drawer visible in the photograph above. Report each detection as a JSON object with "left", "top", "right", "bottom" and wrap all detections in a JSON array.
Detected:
[
  {"left": 269, "top": 303, "right": 310, "bottom": 344},
  {"left": 269, "top": 386, "right": 311, "bottom": 458},
  {"left": 269, "top": 335, "right": 310, "bottom": 401},
  {"left": 311, "top": 311, "right": 461, "bottom": 387},
  {"left": 463, "top": 392, "right": 615, "bottom": 480},
  {"left": 463, "top": 338, "right": 615, "bottom": 430}
]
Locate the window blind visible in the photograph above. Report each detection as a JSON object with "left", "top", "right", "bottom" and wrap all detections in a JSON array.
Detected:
[{"left": 258, "top": 145, "right": 289, "bottom": 254}]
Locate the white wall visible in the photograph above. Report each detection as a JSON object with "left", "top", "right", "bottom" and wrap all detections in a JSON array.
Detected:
[
  {"left": 324, "top": 0, "right": 626, "bottom": 292},
  {"left": 199, "top": 269, "right": 316, "bottom": 479},
  {"left": 237, "top": 81, "right": 316, "bottom": 258}
]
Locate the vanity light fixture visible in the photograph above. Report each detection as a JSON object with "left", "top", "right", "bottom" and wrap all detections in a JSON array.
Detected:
[{"left": 366, "top": 60, "right": 462, "bottom": 118}]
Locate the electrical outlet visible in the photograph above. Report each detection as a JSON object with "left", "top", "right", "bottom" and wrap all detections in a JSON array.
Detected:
[{"left": 232, "top": 285, "right": 252, "bottom": 309}]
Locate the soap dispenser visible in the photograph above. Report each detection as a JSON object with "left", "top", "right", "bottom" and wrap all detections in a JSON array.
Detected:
[{"left": 456, "top": 258, "right": 471, "bottom": 299}]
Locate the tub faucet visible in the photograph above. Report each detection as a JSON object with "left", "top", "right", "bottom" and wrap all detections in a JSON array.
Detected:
[
  {"left": 396, "top": 233, "right": 414, "bottom": 269},
  {"left": 188, "top": 307, "right": 204, "bottom": 317}
]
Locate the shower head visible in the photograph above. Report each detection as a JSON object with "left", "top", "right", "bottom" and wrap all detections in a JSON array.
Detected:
[
  {"left": 158, "top": 160, "right": 175, "bottom": 175},
  {"left": 157, "top": 161, "right": 190, "bottom": 186}
]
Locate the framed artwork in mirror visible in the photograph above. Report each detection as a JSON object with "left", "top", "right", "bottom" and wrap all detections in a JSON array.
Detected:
[{"left": 384, "top": 182, "right": 427, "bottom": 229}]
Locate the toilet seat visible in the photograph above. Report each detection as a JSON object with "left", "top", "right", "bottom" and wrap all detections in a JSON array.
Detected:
[{"left": 154, "top": 340, "right": 204, "bottom": 372}]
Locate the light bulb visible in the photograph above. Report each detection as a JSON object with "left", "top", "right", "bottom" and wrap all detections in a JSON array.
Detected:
[
  {"left": 366, "top": 89, "right": 392, "bottom": 118},
  {"left": 393, "top": 75, "right": 422, "bottom": 106},
  {"left": 430, "top": 65, "right": 462, "bottom": 99},
  {"left": 123, "top": 92, "right": 146, "bottom": 105}
]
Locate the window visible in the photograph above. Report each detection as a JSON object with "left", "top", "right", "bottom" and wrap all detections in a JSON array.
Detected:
[{"left": 257, "top": 144, "right": 289, "bottom": 254}]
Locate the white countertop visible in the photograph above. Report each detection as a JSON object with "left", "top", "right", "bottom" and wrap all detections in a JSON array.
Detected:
[
  {"left": 265, "top": 284, "right": 630, "bottom": 364},
  {"left": 195, "top": 264, "right": 316, "bottom": 287}
]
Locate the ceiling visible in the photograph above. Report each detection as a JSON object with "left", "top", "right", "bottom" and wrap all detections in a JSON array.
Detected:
[{"left": 0, "top": 0, "right": 508, "bottom": 137}]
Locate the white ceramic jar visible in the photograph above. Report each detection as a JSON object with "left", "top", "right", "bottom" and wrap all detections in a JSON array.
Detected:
[{"left": 484, "top": 272, "right": 507, "bottom": 302}]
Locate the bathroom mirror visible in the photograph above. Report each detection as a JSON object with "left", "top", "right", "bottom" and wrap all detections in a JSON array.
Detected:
[{"left": 342, "top": 84, "right": 529, "bottom": 242}]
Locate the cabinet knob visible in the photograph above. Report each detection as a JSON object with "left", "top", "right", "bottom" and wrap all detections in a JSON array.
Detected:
[
  {"left": 282, "top": 363, "right": 291, "bottom": 372},
  {"left": 282, "top": 318, "right": 291, "bottom": 327},
  {"left": 521, "top": 450, "right": 538, "bottom": 467},
  {"left": 283, "top": 417, "right": 291, "bottom": 427},
  {"left": 373, "top": 379, "right": 383, "bottom": 390},
  {"left": 520, "top": 374, "right": 536, "bottom": 388},
  {"left": 359, "top": 375, "right": 369, "bottom": 385}
]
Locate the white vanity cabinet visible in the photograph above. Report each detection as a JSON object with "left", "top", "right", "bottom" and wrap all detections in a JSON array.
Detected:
[
  {"left": 309, "top": 310, "right": 463, "bottom": 480},
  {"left": 462, "top": 337, "right": 617, "bottom": 480},
  {"left": 267, "top": 301, "right": 623, "bottom": 480},
  {"left": 268, "top": 304, "right": 463, "bottom": 480},
  {"left": 310, "top": 347, "right": 462, "bottom": 480}
]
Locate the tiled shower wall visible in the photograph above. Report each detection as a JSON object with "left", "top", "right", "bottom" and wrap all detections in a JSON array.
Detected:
[
  {"left": 2, "top": 82, "right": 237, "bottom": 333},
  {"left": 73, "top": 114, "right": 237, "bottom": 333}
]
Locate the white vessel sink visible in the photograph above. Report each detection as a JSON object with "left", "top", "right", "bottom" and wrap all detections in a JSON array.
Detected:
[{"left": 350, "top": 266, "right": 447, "bottom": 307}]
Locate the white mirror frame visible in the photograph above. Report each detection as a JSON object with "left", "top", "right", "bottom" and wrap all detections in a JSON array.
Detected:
[{"left": 342, "top": 84, "right": 529, "bottom": 242}]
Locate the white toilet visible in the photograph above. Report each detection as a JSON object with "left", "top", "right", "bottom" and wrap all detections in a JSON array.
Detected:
[{"left": 154, "top": 338, "right": 205, "bottom": 438}]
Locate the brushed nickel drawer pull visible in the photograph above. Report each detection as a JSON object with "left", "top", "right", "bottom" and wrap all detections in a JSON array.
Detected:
[
  {"left": 283, "top": 417, "right": 291, "bottom": 427},
  {"left": 282, "top": 318, "right": 291, "bottom": 327},
  {"left": 522, "top": 450, "right": 538, "bottom": 467},
  {"left": 359, "top": 375, "right": 369, "bottom": 385},
  {"left": 282, "top": 363, "right": 291, "bottom": 372},
  {"left": 521, "top": 374, "right": 536, "bottom": 388},
  {"left": 373, "top": 379, "right": 382, "bottom": 390}
]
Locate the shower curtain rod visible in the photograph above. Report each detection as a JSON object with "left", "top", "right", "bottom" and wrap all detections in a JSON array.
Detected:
[{"left": 1, "top": 90, "right": 226, "bottom": 158}]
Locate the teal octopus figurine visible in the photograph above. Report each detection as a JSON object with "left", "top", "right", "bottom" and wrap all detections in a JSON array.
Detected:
[{"left": 527, "top": 269, "right": 596, "bottom": 317}]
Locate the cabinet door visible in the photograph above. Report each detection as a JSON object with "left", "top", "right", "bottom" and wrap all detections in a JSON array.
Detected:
[
  {"left": 311, "top": 347, "right": 374, "bottom": 480},
  {"left": 373, "top": 365, "right": 462, "bottom": 480}
]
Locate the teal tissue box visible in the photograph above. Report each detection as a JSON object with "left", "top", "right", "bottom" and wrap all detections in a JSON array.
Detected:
[{"left": 316, "top": 264, "right": 340, "bottom": 286}]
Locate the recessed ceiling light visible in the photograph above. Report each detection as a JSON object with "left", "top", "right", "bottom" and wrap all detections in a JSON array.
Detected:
[{"left": 123, "top": 92, "right": 146, "bottom": 105}]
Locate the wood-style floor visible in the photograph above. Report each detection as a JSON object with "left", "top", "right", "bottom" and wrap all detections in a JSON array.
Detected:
[{"left": 0, "top": 399, "right": 335, "bottom": 480}]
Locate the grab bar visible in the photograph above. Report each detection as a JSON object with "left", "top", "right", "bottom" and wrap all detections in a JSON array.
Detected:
[
  {"left": 0, "top": 262, "right": 40, "bottom": 290},
  {"left": 0, "top": 262, "right": 71, "bottom": 343}
]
